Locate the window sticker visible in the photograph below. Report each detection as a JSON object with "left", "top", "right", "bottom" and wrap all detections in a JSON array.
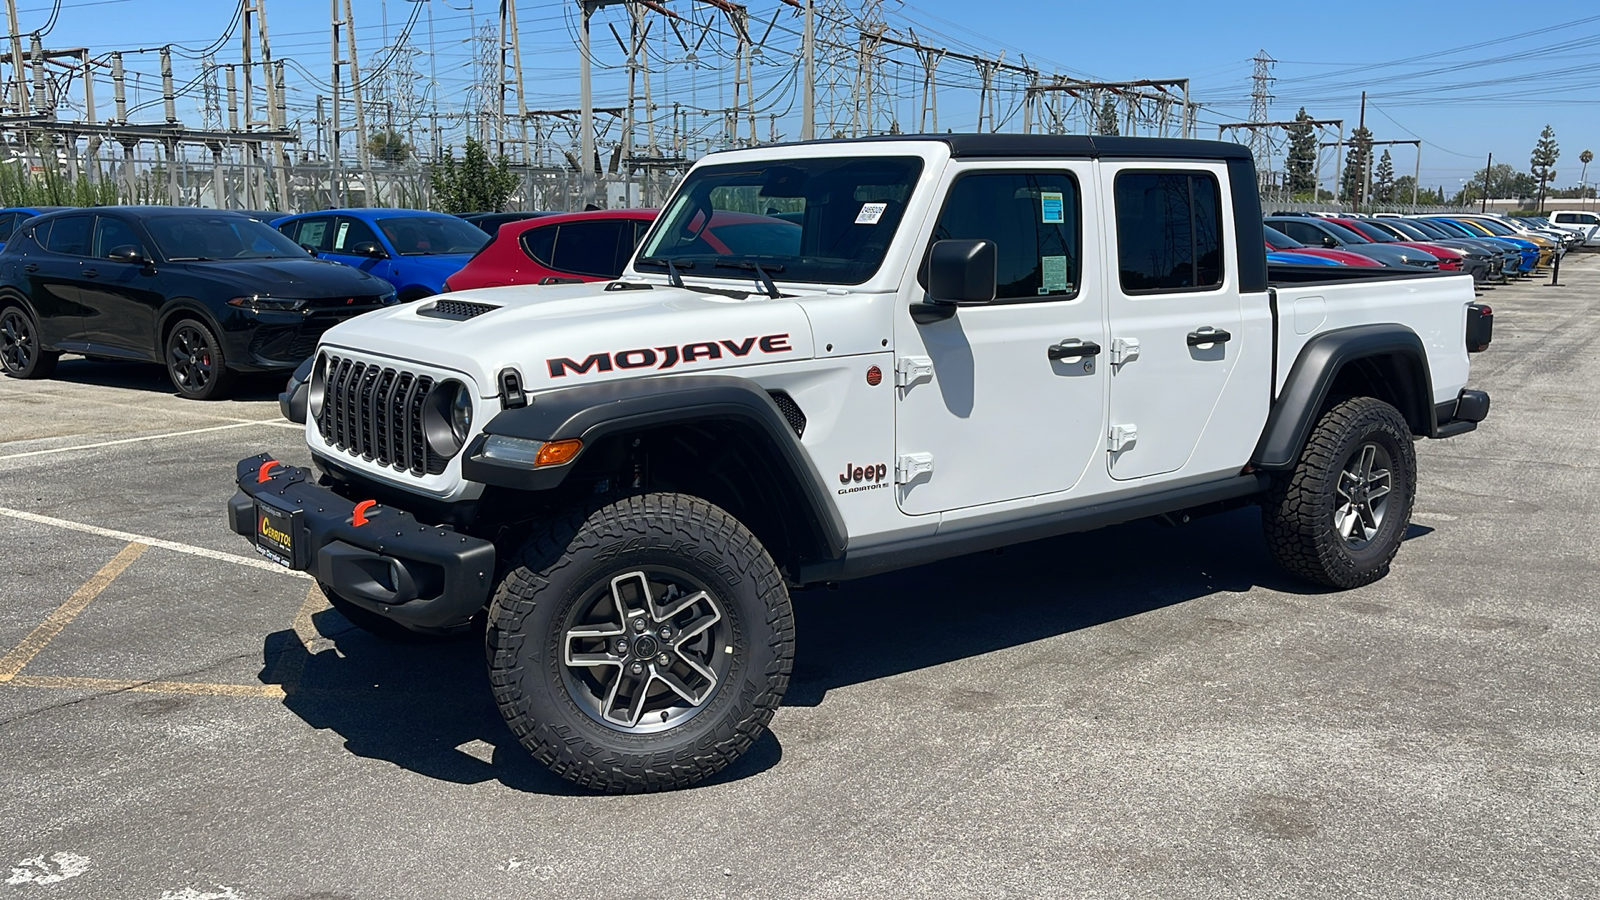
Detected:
[
  {"left": 1040, "top": 255, "right": 1069, "bottom": 294},
  {"left": 335, "top": 221, "right": 351, "bottom": 248},
  {"left": 1041, "top": 191, "right": 1064, "bottom": 224},
  {"left": 855, "top": 202, "right": 887, "bottom": 225}
]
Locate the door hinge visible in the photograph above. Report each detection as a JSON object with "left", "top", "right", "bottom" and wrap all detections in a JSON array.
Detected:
[
  {"left": 895, "top": 356, "right": 934, "bottom": 388},
  {"left": 1111, "top": 337, "right": 1140, "bottom": 366},
  {"left": 896, "top": 452, "right": 935, "bottom": 484},
  {"left": 1108, "top": 424, "right": 1138, "bottom": 453}
]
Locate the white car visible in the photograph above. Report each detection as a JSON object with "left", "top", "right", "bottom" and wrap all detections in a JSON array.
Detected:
[
  {"left": 230, "top": 135, "right": 1492, "bottom": 793},
  {"left": 1546, "top": 210, "right": 1600, "bottom": 247}
]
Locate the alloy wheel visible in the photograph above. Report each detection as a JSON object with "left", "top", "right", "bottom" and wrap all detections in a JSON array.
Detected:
[
  {"left": 168, "top": 324, "right": 214, "bottom": 393},
  {"left": 1334, "top": 441, "right": 1393, "bottom": 549},
  {"left": 0, "top": 308, "right": 34, "bottom": 373}
]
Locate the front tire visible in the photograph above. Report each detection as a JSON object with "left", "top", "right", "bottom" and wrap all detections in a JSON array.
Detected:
[
  {"left": 1263, "top": 396, "right": 1417, "bottom": 589},
  {"left": 486, "top": 493, "right": 793, "bottom": 793},
  {"left": 165, "top": 318, "right": 235, "bottom": 400},
  {"left": 0, "top": 304, "right": 59, "bottom": 379}
]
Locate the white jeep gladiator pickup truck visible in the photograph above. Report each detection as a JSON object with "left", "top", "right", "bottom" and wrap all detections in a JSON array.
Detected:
[{"left": 229, "top": 135, "right": 1492, "bottom": 793}]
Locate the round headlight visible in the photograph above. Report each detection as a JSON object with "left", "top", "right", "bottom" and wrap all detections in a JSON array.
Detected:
[
  {"left": 306, "top": 354, "right": 327, "bottom": 421},
  {"left": 422, "top": 380, "right": 473, "bottom": 458},
  {"left": 450, "top": 382, "right": 472, "bottom": 442}
]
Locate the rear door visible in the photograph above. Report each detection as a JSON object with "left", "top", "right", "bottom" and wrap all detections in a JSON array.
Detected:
[
  {"left": 78, "top": 214, "right": 164, "bottom": 358},
  {"left": 893, "top": 162, "right": 1107, "bottom": 514},
  {"left": 1101, "top": 165, "right": 1244, "bottom": 482},
  {"left": 27, "top": 214, "right": 94, "bottom": 347}
]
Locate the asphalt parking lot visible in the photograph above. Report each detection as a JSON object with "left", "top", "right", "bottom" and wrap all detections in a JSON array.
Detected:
[{"left": 2, "top": 258, "right": 1598, "bottom": 899}]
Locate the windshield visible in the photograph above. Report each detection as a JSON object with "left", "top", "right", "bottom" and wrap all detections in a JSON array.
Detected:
[
  {"left": 637, "top": 156, "right": 924, "bottom": 285},
  {"left": 145, "top": 215, "right": 309, "bottom": 261},
  {"left": 375, "top": 216, "right": 490, "bottom": 256},
  {"left": 1465, "top": 218, "right": 1514, "bottom": 236},
  {"left": 1397, "top": 219, "right": 1446, "bottom": 240},
  {"left": 1341, "top": 220, "right": 1398, "bottom": 242},
  {"left": 1262, "top": 225, "right": 1302, "bottom": 250}
]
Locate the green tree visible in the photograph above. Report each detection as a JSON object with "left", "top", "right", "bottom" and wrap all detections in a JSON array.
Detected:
[
  {"left": 1095, "top": 97, "right": 1119, "bottom": 136},
  {"left": 1341, "top": 126, "right": 1372, "bottom": 209},
  {"left": 1456, "top": 162, "right": 1537, "bottom": 205},
  {"left": 1284, "top": 107, "right": 1317, "bottom": 196},
  {"left": 429, "top": 137, "right": 519, "bottom": 213},
  {"left": 1579, "top": 148, "right": 1593, "bottom": 195},
  {"left": 368, "top": 129, "right": 413, "bottom": 165},
  {"left": 1530, "top": 124, "right": 1559, "bottom": 213},
  {"left": 1372, "top": 149, "right": 1395, "bottom": 204}
]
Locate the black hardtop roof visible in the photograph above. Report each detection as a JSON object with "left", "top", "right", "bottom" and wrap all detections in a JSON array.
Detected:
[{"left": 749, "top": 133, "right": 1252, "bottom": 162}]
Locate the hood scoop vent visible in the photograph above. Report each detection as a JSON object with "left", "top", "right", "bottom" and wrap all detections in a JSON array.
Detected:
[{"left": 419, "top": 299, "right": 501, "bottom": 321}]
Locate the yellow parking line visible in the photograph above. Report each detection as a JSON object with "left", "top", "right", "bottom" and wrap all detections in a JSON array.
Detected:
[
  {"left": 6, "top": 674, "right": 285, "bottom": 698},
  {"left": 0, "top": 542, "right": 148, "bottom": 682}
]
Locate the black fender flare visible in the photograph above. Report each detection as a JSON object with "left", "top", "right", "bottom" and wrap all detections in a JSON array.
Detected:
[
  {"left": 1253, "top": 324, "right": 1434, "bottom": 471},
  {"left": 461, "top": 374, "right": 848, "bottom": 560}
]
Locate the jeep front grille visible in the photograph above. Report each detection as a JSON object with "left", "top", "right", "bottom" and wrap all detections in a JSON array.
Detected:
[{"left": 317, "top": 354, "right": 448, "bottom": 476}]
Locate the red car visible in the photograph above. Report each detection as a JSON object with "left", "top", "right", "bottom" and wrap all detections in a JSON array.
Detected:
[
  {"left": 446, "top": 208, "right": 805, "bottom": 291},
  {"left": 445, "top": 209, "right": 658, "bottom": 291},
  {"left": 1327, "top": 218, "right": 1463, "bottom": 272},
  {"left": 1264, "top": 224, "right": 1383, "bottom": 267}
]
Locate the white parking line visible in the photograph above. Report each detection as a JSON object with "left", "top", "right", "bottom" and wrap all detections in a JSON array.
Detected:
[
  {"left": 0, "top": 421, "right": 276, "bottom": 460},
  {"left": 0, "top": 506, "right": 311, "bottom": 579}
]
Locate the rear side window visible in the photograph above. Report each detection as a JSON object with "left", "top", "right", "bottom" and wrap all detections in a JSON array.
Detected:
[
  {"left": 521, "top": 225, "right": 555, "bottom": 267},
  {"left": 43, "top": 215, "right": 92, "bottom": 256},
  {"left": 1114, "top": 171, "right": 1223, "bottom": 293},
  {"left": 0, "top": 213, "right": 15, "bottom": 240},
  {"left": 550, "top": 220, "right": 627, "bottom": 277},
  {"left": 286, "top": 217, "right": 332, "bottom": 251}
]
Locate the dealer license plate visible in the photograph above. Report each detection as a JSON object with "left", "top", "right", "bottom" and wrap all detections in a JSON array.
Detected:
[{"left": 255, "top": 501, "right": 299, "bottom": 568}]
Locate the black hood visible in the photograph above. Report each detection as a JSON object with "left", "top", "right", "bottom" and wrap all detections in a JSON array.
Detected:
[{"left": 178, "top": 257, "right": 391, "bottom": 298}]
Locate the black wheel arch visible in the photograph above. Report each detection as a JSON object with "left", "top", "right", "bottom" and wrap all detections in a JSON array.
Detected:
[
  {"left": 1254, "top": 324, "right": 1435, "bottom": 471},
  {"left": 156, "top": 299, "right": 226, "bottom": 355},
  {"left": 463, "top": 374, "right": 848, "bottom": 573}
]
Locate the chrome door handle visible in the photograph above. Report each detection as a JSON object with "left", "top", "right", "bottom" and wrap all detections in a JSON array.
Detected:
[
  {"left": 1186, "top": 328, "right": 1232, "bottom": 347},
  {"left": 1048, "top": 339, "right": 1101, "bottom": 360}
]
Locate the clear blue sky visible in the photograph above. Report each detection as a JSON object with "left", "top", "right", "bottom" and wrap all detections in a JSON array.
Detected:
[{"left": 14, "top": 0, "right": 1599, "bottom": 189}]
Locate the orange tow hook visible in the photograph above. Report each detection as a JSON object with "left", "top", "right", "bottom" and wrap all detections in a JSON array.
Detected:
[
  {"left": 351, "top": 500, "right": 378, "bottom": 527},
  {"left": 257, "top": 459, "right": 281, "bottom": 483}
]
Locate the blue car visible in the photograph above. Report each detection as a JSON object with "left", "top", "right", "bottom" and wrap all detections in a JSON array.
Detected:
[
  {"left": 1268, "top": 250, "right": 1343, "bottom": 266},
  {"left": 273, "top": 208, "right": 489, "bottom": 301},
  {"left": 0, "top": 206, "right": 71, "bottom": 251}
]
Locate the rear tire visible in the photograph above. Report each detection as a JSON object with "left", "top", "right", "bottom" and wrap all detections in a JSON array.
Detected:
[
  {"left": 1262, "top": 396, "right": 1417, "bottom": 589},
  {"left": 486, "top": 493, "right": 793, "bottom": 793},
  {"left": 0, "top": 304, "right": 59, "bottom": 379},
  {"left": 165, "top": 318, "right": 235, "bottom": 400}
]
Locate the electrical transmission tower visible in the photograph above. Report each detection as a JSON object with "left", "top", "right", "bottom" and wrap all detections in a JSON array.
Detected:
[
  {"left": 812, "top": 0, "right": 858, "bottom": 137},
  {"left": 1247, "top": 50, "right": 1276, "bottom": 182}
]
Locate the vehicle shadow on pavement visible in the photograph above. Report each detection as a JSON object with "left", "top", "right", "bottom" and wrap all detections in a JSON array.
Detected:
[
  {"left": 48, "top": 358, "right": 284, "bottom": 401},
  {"left": 259, "top": 610, "right": 782, "bottom": 795},
  {"left": 784, "top": 509, "right": 1431, "bottom": 707}
]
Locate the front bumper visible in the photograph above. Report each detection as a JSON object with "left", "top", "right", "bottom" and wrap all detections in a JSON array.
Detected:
[{"left": 226, "top": 453, "right": 496, "bottom": 633}]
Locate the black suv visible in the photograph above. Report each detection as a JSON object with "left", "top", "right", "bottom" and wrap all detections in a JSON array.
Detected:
[{"left": 0, "top": 207, "right": 395, "bottom": 399}]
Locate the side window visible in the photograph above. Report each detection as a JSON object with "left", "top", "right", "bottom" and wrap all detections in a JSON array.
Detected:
[
  {"left": 550, "top": 220, "right": 627, "bottom": 277},
  {"left": 43, "top": 214, "right": 93, "bottom": 256},
  {"left": 0, "top": 213, "right": 15, "bottom": 240},
  {"left": 289, "top": 217, "right": 332, "bottom": 251},
  {"left": 920, "top": 171, "right": 1081, "bottom": 301},
  {"left": 521, "top": 225, "right": 556, "bottom": 266},
  {"left": 332, "top": 216, "right": 382, "bottom": 252},
  {"left": 1114, "top": 171, "right": 1224, "bottom": 293},
  {"left": 1554, "top": 213, "right": 1575, "bottom": 224},
  {"left": 1278, "top": 220, "right": 1317, "bottom": 245},
  {"left": 94, "top": 217, "right": 146, "bottom": 258}
]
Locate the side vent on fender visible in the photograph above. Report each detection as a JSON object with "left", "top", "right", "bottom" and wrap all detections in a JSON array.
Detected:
[{"left": 768, "top": 391, "right": 806, "bottom": 438}]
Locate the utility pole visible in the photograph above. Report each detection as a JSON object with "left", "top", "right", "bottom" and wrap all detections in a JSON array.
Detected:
[
  {"left": 1482, "top": 151, "right": 1492, "bottom": 212},
  {"left": 800, "top": 0, "right": 814, "bottom": 140},
  {"left": 500, "top": 0, "right": 530, "bottom": 163},
  {"left": 4, "top": 0, "right": 25, "bottom": 115},
  {"left": 1357, "top": 90, "right": 1368, "bottom": 213},
  {"left": 330, "top": 0, "right": 343, "bottom": 205}
]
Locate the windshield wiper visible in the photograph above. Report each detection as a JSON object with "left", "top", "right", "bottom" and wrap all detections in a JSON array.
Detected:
[
  {"left": 714, "top": 260, "right": 784, "bottom": 298},
  {"left": 636, "top": 256, "right": 693, "bottom": 287}
]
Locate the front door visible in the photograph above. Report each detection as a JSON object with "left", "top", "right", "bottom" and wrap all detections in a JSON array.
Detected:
[
  {"left": 894, "top": 162, "right": 1107, "bottom": 515},
  {"left": 1101, "top": 165, "right": 1243, "bottom": 481},
  {"left": 320, "top": 216, "right": 394, "bottom": 281}
]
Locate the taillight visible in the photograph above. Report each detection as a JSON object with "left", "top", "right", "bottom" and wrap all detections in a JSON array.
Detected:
[{"left": 1466, "top": 303, "right": 1493, "bottom": 353}]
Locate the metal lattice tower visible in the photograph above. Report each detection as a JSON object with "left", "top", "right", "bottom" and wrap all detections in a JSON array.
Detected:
[
  {"left": 1248, "top": 50, "right": 1276, "bottom": 178},
  {"left": 812, "top": 0, "right": 857, "bottom": 137}
]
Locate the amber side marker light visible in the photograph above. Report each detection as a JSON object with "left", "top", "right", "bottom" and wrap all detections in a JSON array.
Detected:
[{"left": 535, "top": 439, "right": 583, "bottom": 467}]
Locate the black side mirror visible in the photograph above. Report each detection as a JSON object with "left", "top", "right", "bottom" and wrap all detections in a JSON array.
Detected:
[
  {"left": 299, "top": 242, "right": 321, "bottom": 256},
  {"left": 350, "top": 241, "right": 387, "bottom": 259},
  {"left": 927, "top": 239, "right": 996, "bottom": 304},
  {"left": 107, "top": 245, "right": 151, "bottom": 265},
  {"left": 1322, "top": 235, "right": 1339, "bottom": 248}
]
